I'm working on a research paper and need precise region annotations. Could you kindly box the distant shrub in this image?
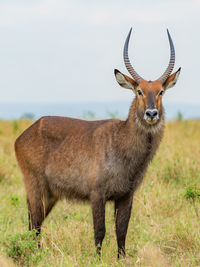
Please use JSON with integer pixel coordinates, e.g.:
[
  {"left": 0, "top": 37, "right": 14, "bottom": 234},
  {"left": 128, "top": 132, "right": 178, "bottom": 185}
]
[
  {"left": 107, "top": 110, "right": 119, "bottom": 119},
  {"left": 82, "top": 110, "right": 95, "bottom": 119},
  {"left": 176, "top": 111, "right": 183, "bottom": 121},
  {"left": 12, "top": 121, "right": 19, "bottom": 133},
  {"left": 21, "top": 113, "right": 35, "bottom": 120}
]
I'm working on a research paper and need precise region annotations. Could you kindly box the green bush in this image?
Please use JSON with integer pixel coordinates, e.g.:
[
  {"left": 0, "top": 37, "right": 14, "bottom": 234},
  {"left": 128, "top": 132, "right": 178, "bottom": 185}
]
[
  {"left": 3, "top": 231, "right": 48, "bottom": 266},
  {"left": 184, "top": 185, "right": 200, "bottom": 223},
  {"left": 184, "top": 185, "right": 200, "bottom": 202}
]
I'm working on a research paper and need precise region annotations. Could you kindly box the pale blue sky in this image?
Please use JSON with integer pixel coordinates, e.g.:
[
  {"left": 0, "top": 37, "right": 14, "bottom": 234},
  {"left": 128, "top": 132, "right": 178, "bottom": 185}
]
[{"left": 0, "top": 0, "right": 199, "bottom": 104}]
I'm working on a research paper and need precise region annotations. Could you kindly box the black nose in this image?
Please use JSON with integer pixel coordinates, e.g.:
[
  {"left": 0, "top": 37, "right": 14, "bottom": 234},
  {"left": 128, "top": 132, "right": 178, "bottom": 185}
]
[{"left": 145, "top": 109, "right": 158, "bottom": 119}]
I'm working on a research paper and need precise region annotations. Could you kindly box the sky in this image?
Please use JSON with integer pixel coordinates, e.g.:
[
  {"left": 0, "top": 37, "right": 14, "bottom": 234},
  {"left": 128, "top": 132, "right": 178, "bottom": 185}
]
[{"left": 0, "top": 0, "right": 200, "bottom": 105}]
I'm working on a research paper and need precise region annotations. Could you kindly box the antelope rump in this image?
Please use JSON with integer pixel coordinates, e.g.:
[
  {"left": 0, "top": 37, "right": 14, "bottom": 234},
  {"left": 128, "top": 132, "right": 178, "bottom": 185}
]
[{"left": 15, "top": 28, "right": 181, "bottom": 257}]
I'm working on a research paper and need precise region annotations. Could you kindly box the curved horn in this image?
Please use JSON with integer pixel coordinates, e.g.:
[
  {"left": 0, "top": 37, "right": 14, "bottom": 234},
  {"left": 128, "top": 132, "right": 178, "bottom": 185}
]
[
  {"left": 123, "top": 28, "right": 144, "bottom": 83},
  {"left": 157, "top": 29, "right": 175, "bottom": 84}
]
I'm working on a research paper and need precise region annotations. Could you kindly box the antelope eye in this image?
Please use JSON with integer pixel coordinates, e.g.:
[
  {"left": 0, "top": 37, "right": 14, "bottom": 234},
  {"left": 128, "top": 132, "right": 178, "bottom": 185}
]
[
  {"left": 158, "top": 90, "right": 164, "bottom": 96},
  {"left": 137, "top": 90, "right": 143, "bottom": 96}
]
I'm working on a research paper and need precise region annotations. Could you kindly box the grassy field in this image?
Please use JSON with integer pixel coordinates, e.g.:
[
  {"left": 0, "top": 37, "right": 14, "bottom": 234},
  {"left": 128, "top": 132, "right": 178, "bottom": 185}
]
[{"left": 0, "top": 119, "right": 200, "bottom": 266}]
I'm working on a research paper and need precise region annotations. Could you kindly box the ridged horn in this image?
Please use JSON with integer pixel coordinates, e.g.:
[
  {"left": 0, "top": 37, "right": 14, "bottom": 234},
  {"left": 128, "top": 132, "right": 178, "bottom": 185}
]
[
  {"left": 123, "top": 28, "right": 144, "bottom": 84},
  {"left": 157, "top": 29, "right": 175, "bottom": 84}
]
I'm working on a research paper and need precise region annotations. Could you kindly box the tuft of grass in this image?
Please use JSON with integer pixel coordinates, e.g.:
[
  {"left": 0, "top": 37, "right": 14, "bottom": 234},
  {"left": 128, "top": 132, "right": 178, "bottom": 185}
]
[{"left": 10, "top": 194, "right": 20, "bottom": 207}]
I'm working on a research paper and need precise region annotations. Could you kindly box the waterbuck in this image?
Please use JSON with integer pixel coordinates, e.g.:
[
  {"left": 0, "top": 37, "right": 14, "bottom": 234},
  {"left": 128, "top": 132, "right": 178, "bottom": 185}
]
[{"left": 15, "top": 28, "right": 181, "bottom": 257}]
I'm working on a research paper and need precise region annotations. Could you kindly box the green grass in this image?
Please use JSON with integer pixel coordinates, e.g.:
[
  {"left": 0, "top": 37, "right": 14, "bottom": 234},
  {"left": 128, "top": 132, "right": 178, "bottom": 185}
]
[{"left": 0, "top": 119, "right": 200, "bottom": 266}]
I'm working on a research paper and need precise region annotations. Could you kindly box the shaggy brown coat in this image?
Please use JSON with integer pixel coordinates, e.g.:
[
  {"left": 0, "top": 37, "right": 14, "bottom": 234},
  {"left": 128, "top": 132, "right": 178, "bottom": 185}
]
[{"left": 15, "top": 68, "right": 180, "bottom": 257}]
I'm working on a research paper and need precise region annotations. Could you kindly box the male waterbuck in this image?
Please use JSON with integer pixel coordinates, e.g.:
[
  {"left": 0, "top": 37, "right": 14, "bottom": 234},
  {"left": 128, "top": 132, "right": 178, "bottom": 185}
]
[{"left": 15, "top": 28, "right": 181, "bottom": 257}]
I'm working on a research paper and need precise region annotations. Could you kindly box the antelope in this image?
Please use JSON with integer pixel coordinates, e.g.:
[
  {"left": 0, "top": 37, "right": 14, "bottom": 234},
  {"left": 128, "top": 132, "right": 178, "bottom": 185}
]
[{"left": 15, "top": 28, "right": 181, "bottom": 257}]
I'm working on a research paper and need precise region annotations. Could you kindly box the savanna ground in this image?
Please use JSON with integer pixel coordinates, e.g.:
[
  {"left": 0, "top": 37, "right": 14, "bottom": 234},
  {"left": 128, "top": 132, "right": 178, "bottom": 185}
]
[{"left": 0, "top": 118, "right": 200, "bottom": 266}]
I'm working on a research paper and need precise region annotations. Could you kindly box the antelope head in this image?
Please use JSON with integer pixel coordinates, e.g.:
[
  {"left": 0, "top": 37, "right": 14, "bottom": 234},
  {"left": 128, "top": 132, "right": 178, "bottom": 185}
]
[{"left": 115, "top": 28, "right": 181, "bottom": 129}]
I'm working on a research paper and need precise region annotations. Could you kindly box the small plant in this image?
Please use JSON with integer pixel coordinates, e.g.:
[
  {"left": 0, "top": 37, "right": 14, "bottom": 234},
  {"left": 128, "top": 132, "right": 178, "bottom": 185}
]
[
  {"left": 10, "top": 194, "right": 20, "bottom": 207},
  {"left": 3, "top": 231, "right": 47, "bottom": 266},
  {"left": 12, "top": 120, "right": 19, "bottom": 133},
  {"left": 185, "top": 185, "right": 200, "bottom": 201},
  {"left": 184, "top": 185, "right": 200, "bottom": 222}
]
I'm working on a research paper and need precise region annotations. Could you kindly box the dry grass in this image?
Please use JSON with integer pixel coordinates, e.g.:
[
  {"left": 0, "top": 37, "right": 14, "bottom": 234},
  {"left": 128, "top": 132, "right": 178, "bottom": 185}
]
[
  {"left": 0, "top": 119, "right": 200, "bottom": 266},
  {"left": 0, "top": 255, "right": 15, "bottom": 267}
]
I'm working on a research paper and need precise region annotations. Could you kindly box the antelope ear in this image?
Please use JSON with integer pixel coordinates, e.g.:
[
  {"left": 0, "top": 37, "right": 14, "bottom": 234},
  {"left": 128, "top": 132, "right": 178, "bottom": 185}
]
[
  {"left": 163, "top": 67, "right": 181, "bottom": 90},
  {"left": 114, "top": 69, "right": 138, "bottom": 91}
]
